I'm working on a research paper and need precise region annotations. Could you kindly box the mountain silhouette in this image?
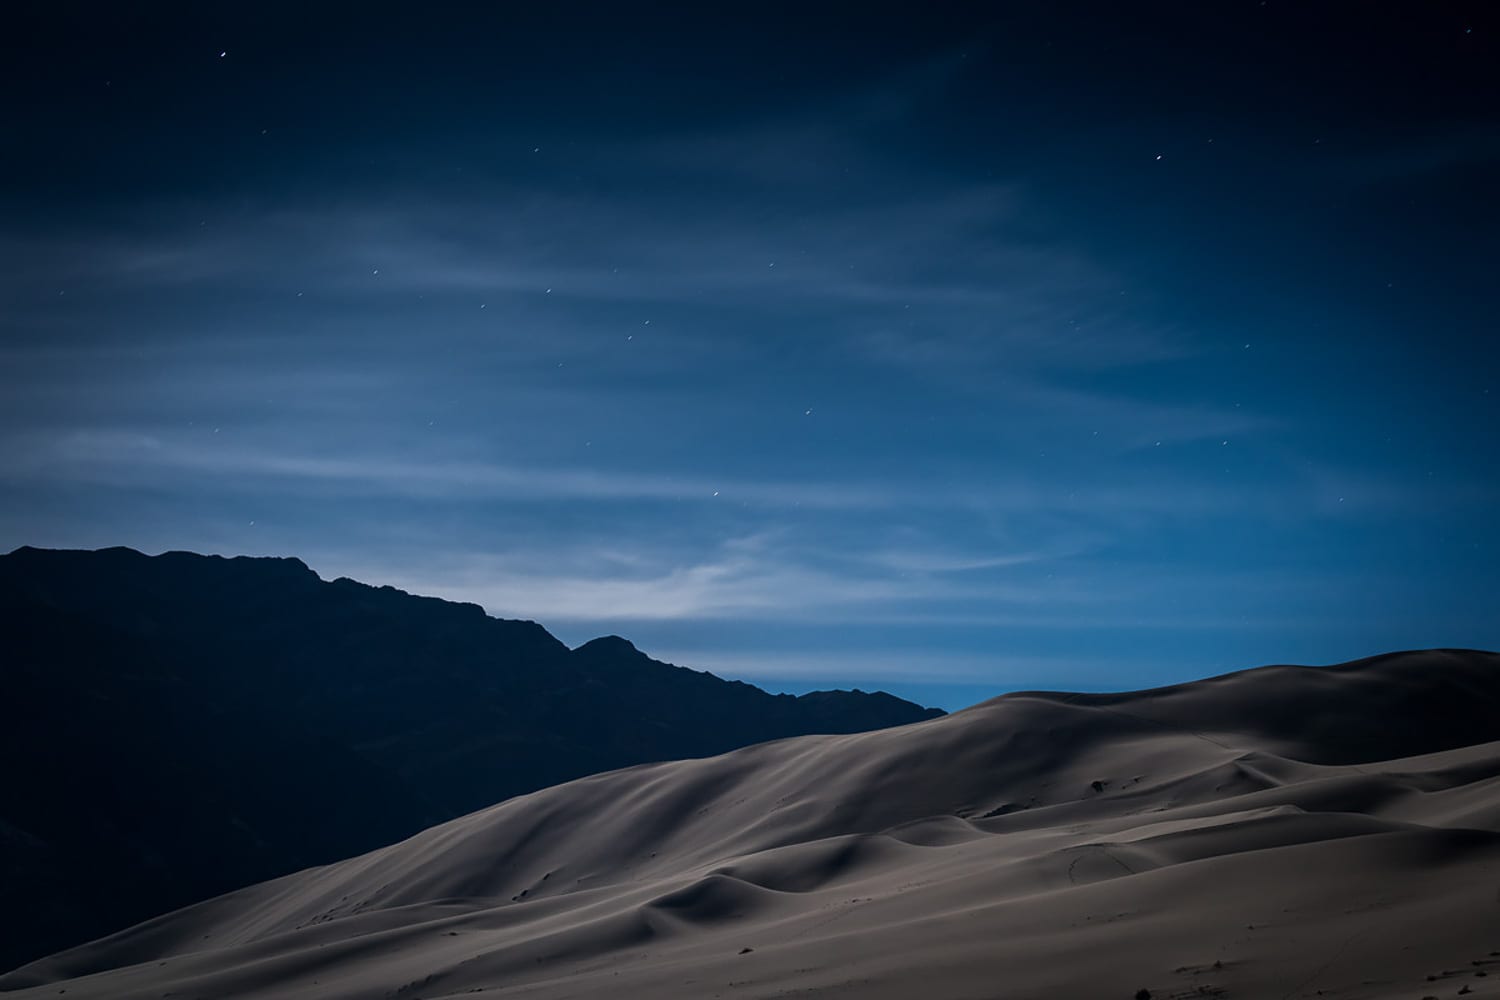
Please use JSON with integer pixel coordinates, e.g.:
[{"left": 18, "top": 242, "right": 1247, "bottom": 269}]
[{"left": 0, "top": 545, "right": 941, "bottom": 972}]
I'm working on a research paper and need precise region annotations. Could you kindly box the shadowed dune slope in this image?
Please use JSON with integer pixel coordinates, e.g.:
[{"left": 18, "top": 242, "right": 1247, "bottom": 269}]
[{"left": 3, "top": 648, "right": 1499, "bottom": 1000}]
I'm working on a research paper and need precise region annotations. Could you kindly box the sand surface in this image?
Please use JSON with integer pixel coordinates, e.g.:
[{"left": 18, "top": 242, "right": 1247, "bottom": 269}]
[{"left": 4, "top": 648, "right": 1499, "bottom": 999}]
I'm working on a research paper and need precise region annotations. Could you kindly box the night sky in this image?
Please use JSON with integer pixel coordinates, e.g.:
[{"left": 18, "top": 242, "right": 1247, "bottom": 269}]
[{"left": 3, "top": 3, "right": 1496, "bottom": 710}]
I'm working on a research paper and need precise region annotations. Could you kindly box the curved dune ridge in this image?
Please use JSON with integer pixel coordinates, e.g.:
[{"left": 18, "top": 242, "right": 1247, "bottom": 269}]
[{"left": 4, "top": 648, "right": 1500, "bottom": 999}]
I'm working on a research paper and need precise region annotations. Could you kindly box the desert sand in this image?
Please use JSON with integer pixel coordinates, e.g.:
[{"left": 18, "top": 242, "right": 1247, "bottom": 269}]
[{"left": 4, "top": 648, "right": 1498, "bottom": 1000}]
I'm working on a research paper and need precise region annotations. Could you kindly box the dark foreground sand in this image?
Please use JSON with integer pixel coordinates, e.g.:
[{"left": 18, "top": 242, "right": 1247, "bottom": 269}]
[{"left": 4, "top": 649, "right": 1499, "bottom": 999}]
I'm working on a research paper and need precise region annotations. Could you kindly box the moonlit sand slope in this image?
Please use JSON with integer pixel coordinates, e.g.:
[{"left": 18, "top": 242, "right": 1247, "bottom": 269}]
[{"left": 4, "top": 649, "right": 1499, "bottom": 1000}]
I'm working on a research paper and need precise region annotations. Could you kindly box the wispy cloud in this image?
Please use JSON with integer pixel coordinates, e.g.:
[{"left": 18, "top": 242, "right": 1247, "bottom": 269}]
[
  {"left": 341, "top": 545, "right": 942, "bottom": 622},
  {"left": 646, "top": 648, "right": 1085, "bottom": 685},
  {"left": 4, "top": 429, "right": 927, "bottom": 509},
  {"left": 1, "top": 185, "right": 1101, "bottom": 313},
  {"left": 291, "top": 513, "right": 1361, "bottom": 629},
  {"left": 308, "top": 536, "right": 1094, "bottom": 626},
  {"left": 5, "top": 426, "right": 1412, "bottom": 519}
]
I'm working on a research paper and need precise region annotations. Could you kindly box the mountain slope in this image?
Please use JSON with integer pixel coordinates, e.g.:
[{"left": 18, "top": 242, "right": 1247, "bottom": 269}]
[
  {"left": 3, "top": 648, "right": 1496, "bottom": 999},
  {"left": 0, "top": 545, "right": 940, "bottom": 972}
]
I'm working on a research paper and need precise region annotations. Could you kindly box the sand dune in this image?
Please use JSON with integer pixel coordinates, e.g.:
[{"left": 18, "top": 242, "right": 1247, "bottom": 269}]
[{"left": 4, "top": 648, "right": 1499, "bottom": 999}]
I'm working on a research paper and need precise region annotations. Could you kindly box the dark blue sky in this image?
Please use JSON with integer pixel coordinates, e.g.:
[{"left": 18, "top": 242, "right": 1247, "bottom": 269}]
[{"left": 3, "top": 2, "right": 1496, "bottom": 710}]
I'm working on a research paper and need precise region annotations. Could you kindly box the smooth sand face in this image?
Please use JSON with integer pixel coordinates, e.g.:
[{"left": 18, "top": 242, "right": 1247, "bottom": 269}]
[{"left": 4, "top": 649, "right": 1499, "bottom": 999}]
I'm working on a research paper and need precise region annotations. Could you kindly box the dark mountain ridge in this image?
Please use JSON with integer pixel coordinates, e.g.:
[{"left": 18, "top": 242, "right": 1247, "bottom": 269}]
[{"left": 0, "top": 545, "right": 941, "bottom": 973}]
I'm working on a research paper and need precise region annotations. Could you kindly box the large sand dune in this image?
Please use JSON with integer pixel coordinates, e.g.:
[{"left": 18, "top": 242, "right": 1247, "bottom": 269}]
[{"left": 5, "top": 648, "right": 1499, "bottom": 999}]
